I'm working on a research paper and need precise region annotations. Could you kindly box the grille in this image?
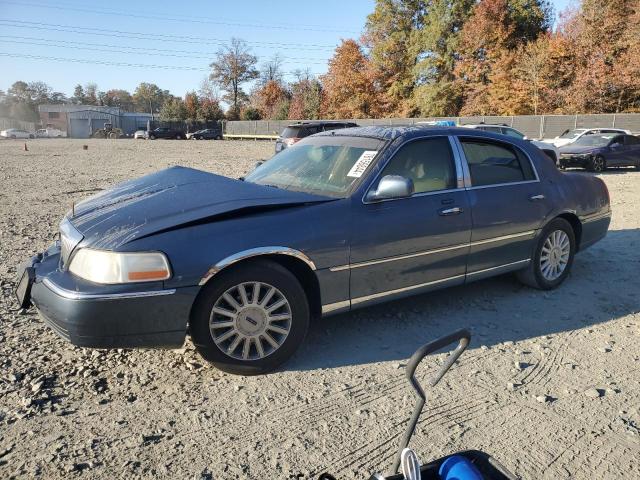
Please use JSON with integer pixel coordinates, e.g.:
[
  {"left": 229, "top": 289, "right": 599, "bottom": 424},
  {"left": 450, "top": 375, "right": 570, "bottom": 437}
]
[{"left": 59, "top": 218, "right": 83, "bottom": 268}]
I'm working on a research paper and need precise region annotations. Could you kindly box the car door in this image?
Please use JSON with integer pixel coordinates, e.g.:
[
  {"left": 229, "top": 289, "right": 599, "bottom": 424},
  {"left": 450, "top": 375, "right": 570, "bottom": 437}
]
[
  {"left": 454, "top": 136, "right": 552, "bottom": 279},
  {"left": 625, "top": 135, "right": 640, "bottom": 167},
  {"left": 606, "top": 135, "right": 627, "bottom": 166},
  {"left": 348, "top": 136, "right": 471, "bottom": 306}
]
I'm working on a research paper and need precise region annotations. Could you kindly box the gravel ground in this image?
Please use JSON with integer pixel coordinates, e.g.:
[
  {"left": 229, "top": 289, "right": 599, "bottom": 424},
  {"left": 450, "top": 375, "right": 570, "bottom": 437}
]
[{"left": 0, "top": 139, "right": 639, "bottom": 479}]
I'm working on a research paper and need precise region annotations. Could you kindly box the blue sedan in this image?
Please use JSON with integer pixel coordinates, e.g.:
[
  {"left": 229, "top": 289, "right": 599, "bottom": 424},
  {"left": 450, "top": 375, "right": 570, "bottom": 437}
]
[
  {"left": 17, "top": 126, "right": 611, "bottom": 375},
  {"left": 559, "top": 133, "right": 640, "bottom": 171}
]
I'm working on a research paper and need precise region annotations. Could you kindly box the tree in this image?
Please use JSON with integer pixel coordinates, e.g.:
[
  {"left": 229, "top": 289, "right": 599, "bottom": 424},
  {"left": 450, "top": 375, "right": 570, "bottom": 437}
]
[
  {"left": 84, "top": 83, "right": 99, "bottom": 105},
  {"left": 321, "top": 39, "right": 379, "bottom": 118},
  {"left": 102, "top": 89, "right": 134, "bottom": 111},
  {"left": 4, "top": 80, "right": 65, "bottom": 121},
  {"left": 133, "top": 82, "right": 171, "bottom": 116},
  {"left": 259, "top": 54, "right": 284, "bottom": 86},
  {"left": 159, "top": 97, "right": 187, "bottom": 121},
  {"left": 184, "top": 91, "right": 200, "bottom": 121},
  {"left": 241, "top": 106, "right": 261, "bottom": 120},
  {"left": 197, "top": 99, "right": 225, "bottom": 121},
  {"left": 209, "top": 38, "right": 259, "bottom": 120},
  {"left": 411, "top": 0, "right": 475, "bottom": 116},
  {"left": 256, "top": 80, "right": 290, "bottom": 119},
  {"left": 72, "top": 84, "right": 85, "bottom": 104},
  {"left": 455, "top": 0, "right": 552, "bottom": 115},
  {"left": 288, "top": 71, "right": 322, "bottom": 120},
  {"left": 363, "top": 0, "right": 423, "bottom": 116}
]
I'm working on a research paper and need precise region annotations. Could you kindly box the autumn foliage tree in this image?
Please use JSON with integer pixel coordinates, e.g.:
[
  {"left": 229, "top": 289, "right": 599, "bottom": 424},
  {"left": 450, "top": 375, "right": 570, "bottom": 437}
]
[
  {"left": 256, "top": 80, "right": 290, "bottom": 119},
  {"left": 321, "top": 39, "right": 379, "bottom": 118}
]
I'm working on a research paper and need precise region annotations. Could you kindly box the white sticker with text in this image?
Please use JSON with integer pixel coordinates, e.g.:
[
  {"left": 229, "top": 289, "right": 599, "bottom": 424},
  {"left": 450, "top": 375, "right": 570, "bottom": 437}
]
[{"left": 347, "top": 151, "right": 378, "bottom": 178}]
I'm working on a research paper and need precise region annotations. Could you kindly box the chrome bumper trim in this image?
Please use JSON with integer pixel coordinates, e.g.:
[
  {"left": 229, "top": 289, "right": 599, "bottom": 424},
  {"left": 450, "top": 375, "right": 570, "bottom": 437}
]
[
  {"left": 351, "top": 274, "right": 465, "bottom": 306},
  {"left": 42, "top": 278, "right": 176, "bottom": 301}
]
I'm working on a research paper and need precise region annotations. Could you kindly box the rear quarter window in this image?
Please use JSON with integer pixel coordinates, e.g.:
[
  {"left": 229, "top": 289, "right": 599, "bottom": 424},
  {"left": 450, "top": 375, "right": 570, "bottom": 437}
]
[{"left": 281, "top": 127, "right": 302, "bottom": 138}]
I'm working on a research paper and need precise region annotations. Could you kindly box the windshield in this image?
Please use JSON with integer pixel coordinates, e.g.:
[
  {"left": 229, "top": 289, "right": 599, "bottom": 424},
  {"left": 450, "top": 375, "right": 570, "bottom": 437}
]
[
  {"left": 573, "top": 135, "right": 616, "bottom": 147},
  {"left": 559, "top": 129, "right": 586, "bottom": 139},
  {"left": 245, "top": 136, "right": 385, "bottom": 197}
]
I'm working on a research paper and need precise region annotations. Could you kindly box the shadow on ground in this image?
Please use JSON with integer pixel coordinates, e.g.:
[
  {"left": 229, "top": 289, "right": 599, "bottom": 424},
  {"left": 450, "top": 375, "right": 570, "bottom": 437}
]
[{"left": 290, "top": 228, "right": 640, "bottom": 371}]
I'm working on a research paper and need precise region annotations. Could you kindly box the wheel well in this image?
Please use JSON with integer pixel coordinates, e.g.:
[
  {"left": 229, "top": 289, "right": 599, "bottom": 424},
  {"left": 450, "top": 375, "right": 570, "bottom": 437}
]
[
  {"left": 199, "top": 254, "right": 322, "bottom": 321},
  {"left": 556, "top": 213, "right": 582, "bottom": 250}
]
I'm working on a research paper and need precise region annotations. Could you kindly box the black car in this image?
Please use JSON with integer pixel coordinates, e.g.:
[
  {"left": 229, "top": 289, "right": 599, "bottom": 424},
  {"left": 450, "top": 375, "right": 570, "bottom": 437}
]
[
  {"left": 275, "top": 121, "right": 358, "bottom": 153},
  {"left": 188, "top": 127, "right": 223, "bottom": 140},
  {"left": 148, "top": 127, "right": 185, "bottom": 140},
  {"left": 559, "top": 133, "right": 640, "bottom": 171}
]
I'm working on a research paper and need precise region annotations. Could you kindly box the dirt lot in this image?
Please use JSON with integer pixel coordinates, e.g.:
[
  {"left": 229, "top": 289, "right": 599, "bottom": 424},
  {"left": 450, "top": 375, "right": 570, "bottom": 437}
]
[{"left": 0, "top": 138, "right": 639, "bottom": 479}]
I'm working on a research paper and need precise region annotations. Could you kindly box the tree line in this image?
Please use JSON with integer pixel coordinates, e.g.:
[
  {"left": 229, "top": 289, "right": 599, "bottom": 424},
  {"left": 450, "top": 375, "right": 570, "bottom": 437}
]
[{"left": 2, "top": 0, "right": 638, "bottom": 124}]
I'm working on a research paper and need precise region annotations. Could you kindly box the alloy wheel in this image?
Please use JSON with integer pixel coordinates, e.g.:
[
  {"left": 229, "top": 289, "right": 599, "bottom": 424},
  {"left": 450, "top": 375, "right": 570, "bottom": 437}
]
[
  {"left": 593, "top": 156, "right": 605, "bottom": 172},
  {"left": 209, "top": 282, "right": 292, "bottom": 361},
  {"left": 540, "top": 230, "right": 571, "bottom": 281}
]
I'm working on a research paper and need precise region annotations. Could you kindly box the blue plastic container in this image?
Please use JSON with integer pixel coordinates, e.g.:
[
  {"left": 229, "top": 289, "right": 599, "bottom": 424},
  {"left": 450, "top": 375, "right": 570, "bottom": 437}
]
[{"left": 439, "top": 455, "right": 484, "bottom": 480}]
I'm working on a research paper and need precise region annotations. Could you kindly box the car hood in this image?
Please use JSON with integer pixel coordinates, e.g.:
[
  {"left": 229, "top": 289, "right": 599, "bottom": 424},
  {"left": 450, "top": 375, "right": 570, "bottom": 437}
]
[
  {"left": 559, "top": 145, "right": 602, "bottom": 155},
  {"left": 68, "top": 166, "right": 333, "bottom": 249}
]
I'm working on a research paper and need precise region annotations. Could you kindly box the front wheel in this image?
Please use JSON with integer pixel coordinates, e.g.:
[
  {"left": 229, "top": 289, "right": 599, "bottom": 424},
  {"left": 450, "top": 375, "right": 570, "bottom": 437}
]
[
  {"left": 190, "top": 260, "right": 310, "bottom": 375},
  {"left": 149, "top": 135, "right": 156, "bottom": 140},
  {"left": 516, "top": 218, "right": 576, "bottom": 290}
]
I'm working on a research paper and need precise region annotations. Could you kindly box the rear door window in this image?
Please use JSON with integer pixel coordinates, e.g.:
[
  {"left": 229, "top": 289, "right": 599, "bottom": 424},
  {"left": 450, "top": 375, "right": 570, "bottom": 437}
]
[
  {"left": 502, "top": 128, "right": 525, "bottom": 139},
  {"left": 460, "top": 139, "right": 536, "bottom": 187},
  {"left": 281, "top": 127, "right": 302, "bottom": 139}
]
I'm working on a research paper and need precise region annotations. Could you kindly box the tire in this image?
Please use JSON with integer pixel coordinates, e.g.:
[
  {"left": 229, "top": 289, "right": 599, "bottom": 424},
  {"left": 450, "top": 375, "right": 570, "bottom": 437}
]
[
  {"left": 588, "top": 155, "right": 606, "bottom": 172},
  {"left": 516, "top": 218, "right": 576, "bottom": 290},
  {"left": 215, "top": 135, "right": 222, "bottom": 140},
  {"left": 149, "top": 135, "right": 156, "bottom": 140},
  {"left": 190, "top": 259, "right": 310, "bottom": 375},
  {"left": 175, "top": 134, "right": 182, "bottom": 140},
  {"left": 10, "top": 135, "right": 16, "bottom": 139}
]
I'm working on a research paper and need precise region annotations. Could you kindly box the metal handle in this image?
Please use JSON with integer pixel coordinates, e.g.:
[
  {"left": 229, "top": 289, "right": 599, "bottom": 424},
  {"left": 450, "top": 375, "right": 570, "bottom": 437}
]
[
  {"left": 439, "top": 207, "right": 463, "bottom": 216},
  {"left": 391, "top": 329, "right": 471, "bottom": 473},
  {"left": 529, "top": 194, "right": 545, "bottom": 201}
]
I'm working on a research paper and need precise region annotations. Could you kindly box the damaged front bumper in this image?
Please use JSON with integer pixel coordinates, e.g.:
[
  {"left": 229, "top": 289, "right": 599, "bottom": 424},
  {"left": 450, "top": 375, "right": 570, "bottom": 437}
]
[{"left": 15, "top": 243, "right": 198, "bottom": 349}]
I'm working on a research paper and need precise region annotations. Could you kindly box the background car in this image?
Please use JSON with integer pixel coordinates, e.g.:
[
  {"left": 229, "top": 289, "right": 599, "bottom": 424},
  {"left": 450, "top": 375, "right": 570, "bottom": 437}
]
[
  {"left": 275, "top": 121, "right": 358, "bottom": 153},
  {"left": 148, "top": 127, "right": 185, "bottom": 140},
  {"left": 544, "top": 127, "right": 631, "bottom": 148},
  {"left": 462, "top": 124, "right": 561, "bottom": 164},
  {"left": 559, "top": 133, "right": 640, "bottom": 171},
  {"left": 133, "top": 128, "right": 148, "bottom": 140},
  {"left": 35, "top": 128, "right": 66, "bottom": 138},
  {"left": 1, "top": 128, "right": 34, "bottom": 139},
  {"left": 186, "top": 127, "right": 223, "bottom": 140}
]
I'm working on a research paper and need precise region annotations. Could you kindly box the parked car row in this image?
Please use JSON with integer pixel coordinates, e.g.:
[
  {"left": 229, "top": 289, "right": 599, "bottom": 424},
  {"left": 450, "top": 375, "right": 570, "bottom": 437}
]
[
  {"left": 133, "top": 125, "right": 224, "bottom": 141},
  {"left": 1, "top": 128, "right": 69, "bottom": 139},
  {"left": 274, "top": 122, "right": 640, "bottom": 172}
]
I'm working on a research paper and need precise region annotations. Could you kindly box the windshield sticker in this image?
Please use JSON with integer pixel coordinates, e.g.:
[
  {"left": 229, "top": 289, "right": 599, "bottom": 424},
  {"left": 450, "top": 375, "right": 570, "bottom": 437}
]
[{"left": 347, "top": 151, "right": 378, "bottom": 178}]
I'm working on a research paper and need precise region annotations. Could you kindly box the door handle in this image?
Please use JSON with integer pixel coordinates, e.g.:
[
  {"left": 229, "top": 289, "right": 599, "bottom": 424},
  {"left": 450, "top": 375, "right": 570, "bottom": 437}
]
[
  {"left": 439, "top": 207, "right": 463, "bottom": 216},
  {"left": 529, "top": 194, "right": 545, "bottom": 201}
]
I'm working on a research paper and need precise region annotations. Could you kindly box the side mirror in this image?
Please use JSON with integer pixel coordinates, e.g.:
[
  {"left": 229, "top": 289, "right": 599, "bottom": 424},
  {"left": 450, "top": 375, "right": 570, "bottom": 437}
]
[{"left": 366, "top": 175, "right": 414, "bottom": 202}]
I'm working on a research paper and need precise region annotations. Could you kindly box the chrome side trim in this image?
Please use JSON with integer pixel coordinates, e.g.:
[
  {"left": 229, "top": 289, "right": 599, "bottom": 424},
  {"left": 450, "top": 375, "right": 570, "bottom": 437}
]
[
  {"left": 329, "top": 230, "right": 536, "bottom": 272},
  {"left": 351, "top": 274, "right": 465, "bottom": 306},
  {"left": 199, "top": 246, "right": 316, "bottom": 286},
  {"left": 321, "top": 300, "right": 351, "bottom": 314},
  {"left": 329, "top": 242, "right": 469, "bottom": 272},
  {"left": 469, "top": 230, "right": 536, "bottom": 247},
  {"left": 581, "top": 211, "right": 612, "bottom": 223},
  {"left": 466, "top": 259, "right": 531, "bottom": 277},
  {"left": 42, "top": 278, "right": 176, "bottom": 301}
]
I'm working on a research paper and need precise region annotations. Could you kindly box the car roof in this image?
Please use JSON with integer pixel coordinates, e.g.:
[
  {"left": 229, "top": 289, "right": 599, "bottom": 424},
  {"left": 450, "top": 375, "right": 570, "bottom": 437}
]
[
  {"left": 314, "top": 125, "right": 515, "bottom": 142},
  {"left": 286, "top": 121, "right": 356, "bottom": 127}
]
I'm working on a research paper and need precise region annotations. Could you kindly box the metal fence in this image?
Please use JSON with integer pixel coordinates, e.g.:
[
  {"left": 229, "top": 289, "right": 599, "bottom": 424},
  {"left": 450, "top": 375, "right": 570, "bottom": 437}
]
[
  {"left": 224, "top": 113, "right": 640, "bottom": 140},
  {"left": 0, "top": 117, "right": 36, "bottom": 131}
]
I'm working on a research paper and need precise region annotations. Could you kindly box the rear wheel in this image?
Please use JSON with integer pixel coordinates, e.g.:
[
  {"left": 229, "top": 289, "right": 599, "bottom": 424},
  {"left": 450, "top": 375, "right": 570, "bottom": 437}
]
[
  {"left": 190, "top": 260, "right": 310, "bottom": 375},
  {"left": 175, "top": 134, "right": 182, "bottom": 140},
  {"left": 149, "top": 134, "right": 156, "bottom": 140},
  {"left": 516, "top": 218, "right": 576, "bottom": 290},
  {"left": 589, "top": 155, "right": 606, "bottom": 172}
]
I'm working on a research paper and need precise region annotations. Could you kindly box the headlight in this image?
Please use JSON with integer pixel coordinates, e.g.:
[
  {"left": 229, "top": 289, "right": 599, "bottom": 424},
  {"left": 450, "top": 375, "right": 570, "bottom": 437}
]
[{"left": 69, "top": 249, "right": 171, "bottom": 284}]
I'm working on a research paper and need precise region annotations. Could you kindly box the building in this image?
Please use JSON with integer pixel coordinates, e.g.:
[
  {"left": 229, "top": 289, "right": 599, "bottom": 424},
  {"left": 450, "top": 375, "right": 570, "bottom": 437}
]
[{"left": 38, "top": 105, "right": 155, "bottom": 138}]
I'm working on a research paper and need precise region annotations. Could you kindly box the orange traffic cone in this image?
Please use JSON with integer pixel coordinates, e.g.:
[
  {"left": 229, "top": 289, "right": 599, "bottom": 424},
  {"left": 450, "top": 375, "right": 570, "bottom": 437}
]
[{"left": 24, "top": 142, "right": 28, "bottom": 151}]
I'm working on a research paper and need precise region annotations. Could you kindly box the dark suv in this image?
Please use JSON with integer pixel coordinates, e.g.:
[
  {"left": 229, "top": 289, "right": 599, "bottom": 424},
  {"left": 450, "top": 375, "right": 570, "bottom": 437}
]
[
  {"left": 148, "top": 127, "right": 185, "bottom": 140},
  {"left": 275, "top": 121, "right": 358, "bottom": 153}
]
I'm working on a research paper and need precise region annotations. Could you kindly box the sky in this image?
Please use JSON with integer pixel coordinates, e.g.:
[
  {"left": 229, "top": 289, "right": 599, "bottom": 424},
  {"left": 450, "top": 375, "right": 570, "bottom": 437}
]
[{"left": 0, "top": 0, "right": 574, "bottom": 98}]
